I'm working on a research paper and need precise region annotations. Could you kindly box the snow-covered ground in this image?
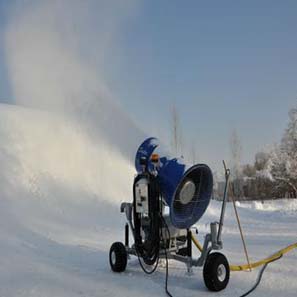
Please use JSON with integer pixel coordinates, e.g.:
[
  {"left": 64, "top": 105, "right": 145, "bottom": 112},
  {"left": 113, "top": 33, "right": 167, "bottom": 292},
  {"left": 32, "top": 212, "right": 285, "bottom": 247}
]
[{"left": 0, "top": 104, "right": 296, "bottom": 297}]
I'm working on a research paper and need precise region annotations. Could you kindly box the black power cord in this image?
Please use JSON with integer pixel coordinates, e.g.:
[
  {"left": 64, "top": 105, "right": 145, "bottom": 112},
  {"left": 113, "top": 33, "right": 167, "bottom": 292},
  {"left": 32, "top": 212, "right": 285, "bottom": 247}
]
[
  {"left": 134, "top": 173, "right": 160, "bottom": 271},
  {"left": 239, "top": 254, "right": 283, "bottom": 297},
  {"left": 137, "top": 251, "right": 160, "bottom": 274},
  {"left": 160, "top": 215, "right": 173, "bottom": 297},
  {"left": 136, "top": 175, "right": 160, "bottom": 274}
]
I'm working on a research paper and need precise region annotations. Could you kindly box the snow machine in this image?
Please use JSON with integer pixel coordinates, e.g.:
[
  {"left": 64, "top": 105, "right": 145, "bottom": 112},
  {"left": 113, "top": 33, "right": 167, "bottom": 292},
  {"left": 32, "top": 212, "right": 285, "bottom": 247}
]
[{"left": 109, "top": 137, "right": 231, "bottom": 292}]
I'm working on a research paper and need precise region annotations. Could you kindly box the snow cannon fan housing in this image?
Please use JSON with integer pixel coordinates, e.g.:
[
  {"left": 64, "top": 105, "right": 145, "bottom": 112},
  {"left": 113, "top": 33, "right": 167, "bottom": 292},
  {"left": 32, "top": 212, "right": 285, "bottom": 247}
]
[{"left": 135, "top": 137, "right": 213, "bottom": 229}]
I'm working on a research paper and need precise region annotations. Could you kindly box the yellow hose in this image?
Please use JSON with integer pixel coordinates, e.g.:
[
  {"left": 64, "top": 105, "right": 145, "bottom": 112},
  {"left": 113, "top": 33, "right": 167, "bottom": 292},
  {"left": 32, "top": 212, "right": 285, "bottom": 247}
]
[
  {"left": 191, "top": 234, "right": 297, "bottom": 272},
  {"left": 191, "top": 234, "right": 203, "bottom": 252}
]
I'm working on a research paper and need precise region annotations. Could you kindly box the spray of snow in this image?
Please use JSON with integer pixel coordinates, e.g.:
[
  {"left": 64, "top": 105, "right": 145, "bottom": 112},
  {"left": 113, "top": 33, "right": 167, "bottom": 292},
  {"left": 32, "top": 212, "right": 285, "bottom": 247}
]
[{"left": 2, "top": 0, "right": 144, "bottom": 207}]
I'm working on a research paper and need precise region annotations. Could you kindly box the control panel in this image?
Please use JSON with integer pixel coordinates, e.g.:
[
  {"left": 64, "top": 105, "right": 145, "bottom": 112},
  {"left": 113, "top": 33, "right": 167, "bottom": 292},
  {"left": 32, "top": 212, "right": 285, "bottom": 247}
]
[{"left": 135, "top": 178, "right": 149, "bottom": 214}]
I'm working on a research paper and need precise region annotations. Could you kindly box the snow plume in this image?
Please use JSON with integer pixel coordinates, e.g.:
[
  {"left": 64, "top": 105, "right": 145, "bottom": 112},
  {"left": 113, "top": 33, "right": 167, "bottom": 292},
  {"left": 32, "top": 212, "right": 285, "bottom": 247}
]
[{"left": 2, "top": 0, "right": 144, "bottom": 205}]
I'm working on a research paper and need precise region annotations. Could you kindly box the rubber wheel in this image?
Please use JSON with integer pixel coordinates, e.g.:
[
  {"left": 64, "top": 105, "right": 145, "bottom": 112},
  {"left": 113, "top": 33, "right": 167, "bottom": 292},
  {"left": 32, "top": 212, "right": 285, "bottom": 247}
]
[
  {"left": 203, "top": 252, "right": 230, "bottom": 291},
  {"left": 109, "top": 242, "right": 127, "bottom": 272}
]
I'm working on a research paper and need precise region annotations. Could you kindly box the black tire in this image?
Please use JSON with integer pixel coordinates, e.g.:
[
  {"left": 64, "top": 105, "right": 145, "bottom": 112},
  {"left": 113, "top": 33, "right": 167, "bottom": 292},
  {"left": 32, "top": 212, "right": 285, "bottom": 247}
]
[
  {"left": 203, "top": 252, "right": 230, "bottom": 291},
  {"left": 109, "top": 242, "right": 127, "bottom": 272}
]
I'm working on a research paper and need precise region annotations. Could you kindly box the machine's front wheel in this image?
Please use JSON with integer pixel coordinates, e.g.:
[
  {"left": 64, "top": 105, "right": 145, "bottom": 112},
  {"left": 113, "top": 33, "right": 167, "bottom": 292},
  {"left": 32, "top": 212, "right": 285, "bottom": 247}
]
[
  {"left": 203, "top": 252, "right": 230, "bottom": 291},
  {"left": 109, "top": 242, "right": 127, "bottom": 272}
]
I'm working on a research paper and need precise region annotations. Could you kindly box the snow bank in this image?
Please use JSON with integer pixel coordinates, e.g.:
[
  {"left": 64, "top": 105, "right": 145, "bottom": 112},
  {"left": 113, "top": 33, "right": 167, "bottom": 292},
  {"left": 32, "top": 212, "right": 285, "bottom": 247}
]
[
  {"left": 235, "top": 199, "right": 297, "bottom": 214},
  {"left": 254, "top": 199, "right": 297, "bottom": 214}
]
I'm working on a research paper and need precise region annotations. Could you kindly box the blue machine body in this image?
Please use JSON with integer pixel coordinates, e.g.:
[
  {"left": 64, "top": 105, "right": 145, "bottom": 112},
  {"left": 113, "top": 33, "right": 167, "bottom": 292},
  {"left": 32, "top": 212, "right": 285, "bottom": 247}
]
[{"left": 135, "top": 137, "right": 213, "bottom": 229}]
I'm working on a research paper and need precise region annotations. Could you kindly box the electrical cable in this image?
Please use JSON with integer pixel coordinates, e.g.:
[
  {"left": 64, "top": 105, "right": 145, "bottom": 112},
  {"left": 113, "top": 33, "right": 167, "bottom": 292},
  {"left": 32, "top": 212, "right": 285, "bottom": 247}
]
[
  {"left": 160, "top": 214, "right": 173, "bottom": 297},
  {"left": 134, "top": 172, "right": 161, "bottom": 272},
  {"left": 239, "top": 254, "right": 283, "bottom": 297},
  {"left": 136, "top": 180, "right": 173, "bottom": 297},
  {"left": 137, "top": 250, "right": 160, "bottom": 275},
  {"left": 136, "top": 174, "right": 160, "bottom": 274}
]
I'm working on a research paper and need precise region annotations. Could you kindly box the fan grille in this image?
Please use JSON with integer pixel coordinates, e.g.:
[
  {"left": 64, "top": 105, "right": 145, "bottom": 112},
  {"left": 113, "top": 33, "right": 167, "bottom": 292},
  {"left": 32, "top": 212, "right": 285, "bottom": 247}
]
[{"left": 171, "top": 164, "right": 213, "bottom": 228}]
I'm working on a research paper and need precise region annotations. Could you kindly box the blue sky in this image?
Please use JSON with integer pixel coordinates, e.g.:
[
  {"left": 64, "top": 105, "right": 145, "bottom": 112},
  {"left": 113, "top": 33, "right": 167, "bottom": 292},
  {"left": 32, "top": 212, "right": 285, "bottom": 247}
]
[{"left": 0, "top": 1, "right": 297, "bottom": 171}]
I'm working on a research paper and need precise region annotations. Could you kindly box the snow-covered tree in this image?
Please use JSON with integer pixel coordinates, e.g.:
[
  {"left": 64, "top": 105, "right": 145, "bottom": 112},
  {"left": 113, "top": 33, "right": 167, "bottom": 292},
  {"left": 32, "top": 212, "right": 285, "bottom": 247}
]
[{"left": 270, "top": 107, "right": 297, "bottom": 197}]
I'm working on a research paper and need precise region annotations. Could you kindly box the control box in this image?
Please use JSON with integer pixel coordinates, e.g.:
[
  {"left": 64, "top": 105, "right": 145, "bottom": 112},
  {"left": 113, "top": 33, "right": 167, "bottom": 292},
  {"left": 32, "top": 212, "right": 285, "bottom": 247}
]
[{"left": 135, "top": 178, "right": 149, "bottom": 214}]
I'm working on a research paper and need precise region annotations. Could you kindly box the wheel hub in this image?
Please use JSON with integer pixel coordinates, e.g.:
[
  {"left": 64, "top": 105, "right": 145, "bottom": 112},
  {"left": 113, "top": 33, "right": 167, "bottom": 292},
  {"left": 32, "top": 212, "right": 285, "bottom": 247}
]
[
  {"left": 217, "top": 264, "right": 226, "bottom": 282},
  {"left": 111, "top": 251, "right": 116, "bottom": 265}
]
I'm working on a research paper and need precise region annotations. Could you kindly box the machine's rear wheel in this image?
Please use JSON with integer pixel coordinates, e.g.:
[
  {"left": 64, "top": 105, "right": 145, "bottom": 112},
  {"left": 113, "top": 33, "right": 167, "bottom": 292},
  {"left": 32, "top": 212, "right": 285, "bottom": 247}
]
[
  {"left": 203, "top": 252, "right": 230, "bottom": 291},
  {"left": 109, "top": 242, "right": 127, "bottom": 272}
]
